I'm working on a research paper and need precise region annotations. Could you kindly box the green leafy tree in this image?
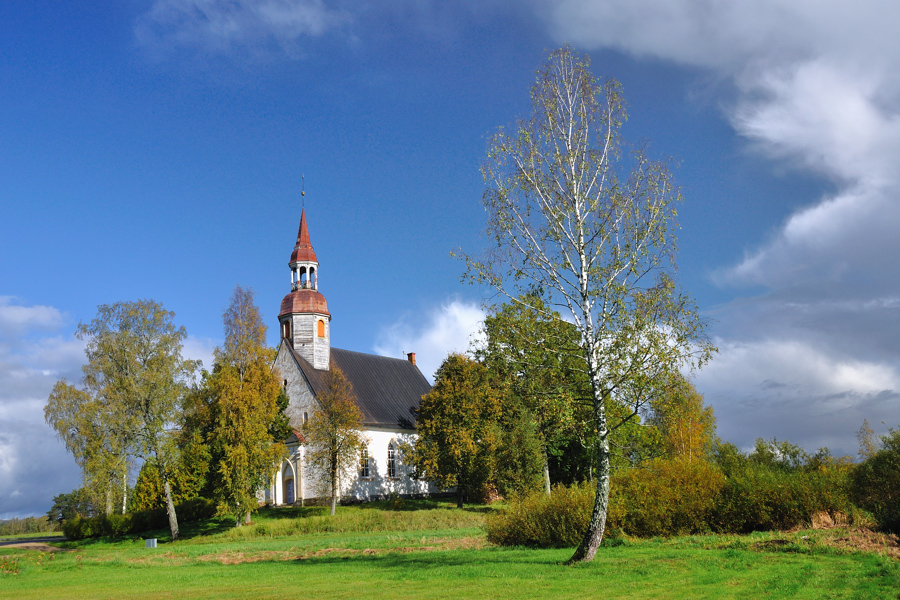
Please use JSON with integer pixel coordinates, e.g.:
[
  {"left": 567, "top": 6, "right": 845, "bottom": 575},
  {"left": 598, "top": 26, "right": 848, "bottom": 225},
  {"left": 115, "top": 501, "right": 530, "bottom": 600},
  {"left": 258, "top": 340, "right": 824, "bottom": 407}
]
[
  {"left": 852, "top": 426, "right": 900, "bottom": 532},
  {"left": 464, "top": 48, "right": 714, "bottom": 563},
  {"left": 477, "top": 295, "right": 590, "bottom": 495},
  {"left": 46, "top": 300, "right": 196, "bottom": 540},
  {"left": 411, "top": 354, "right": 504, "bottom": 507},
  {"left": 303, "top": 366, "right": 366, "bottom": 515},
  {"left": 205, "top": 285, "right": 286, "bottom": 525},
  {"left": 749, "top": 438, "right": 808, "bottom": 471},
  {"left": 46, "top": 488, "right": 96, "bottom": 525}
]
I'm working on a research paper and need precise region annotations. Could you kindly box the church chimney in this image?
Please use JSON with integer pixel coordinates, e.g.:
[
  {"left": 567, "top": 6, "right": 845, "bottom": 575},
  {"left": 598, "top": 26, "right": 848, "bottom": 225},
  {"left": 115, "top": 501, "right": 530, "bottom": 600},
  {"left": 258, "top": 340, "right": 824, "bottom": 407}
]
[{"left": 407, "top": 352, "right": 416, "bottom": 365}]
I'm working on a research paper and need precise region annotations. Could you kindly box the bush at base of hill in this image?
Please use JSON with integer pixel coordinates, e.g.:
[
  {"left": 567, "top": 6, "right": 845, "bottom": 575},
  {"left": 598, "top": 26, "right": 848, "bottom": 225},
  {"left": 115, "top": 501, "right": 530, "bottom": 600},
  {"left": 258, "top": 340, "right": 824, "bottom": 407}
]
[
  {"left": 852, "top": 429, "right": 900, "bottom": 533},
  {"left": 487, "top": 457, "right": 860, "bottom": 548},
  {"left": 607, "top": 459, "right": 725, "bottom": 537},
  {"left": 62, "top": 498, "right": 216, "bottom": 541},
  {"left": 485, "top": 483, "right": 594, "bottom": 548},
  {"left": 712, "top": 464, "right": 858, "bottom": 534}
]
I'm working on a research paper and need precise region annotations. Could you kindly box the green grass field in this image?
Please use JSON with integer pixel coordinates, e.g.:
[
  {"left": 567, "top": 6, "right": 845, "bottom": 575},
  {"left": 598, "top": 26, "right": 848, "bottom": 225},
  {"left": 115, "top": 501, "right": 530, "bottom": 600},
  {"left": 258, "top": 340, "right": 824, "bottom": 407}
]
[{"left": 2, "top": 501, "right": 898, "bottom": 599}]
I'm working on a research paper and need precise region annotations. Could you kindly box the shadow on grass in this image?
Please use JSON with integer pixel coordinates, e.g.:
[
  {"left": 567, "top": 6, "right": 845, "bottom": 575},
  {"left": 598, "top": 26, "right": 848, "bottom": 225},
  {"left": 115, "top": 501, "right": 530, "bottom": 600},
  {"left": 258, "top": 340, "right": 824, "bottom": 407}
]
[
  {"left": 254, "top": 506, "right": 329, "bottom": 520},
  {"left": 56, "top": 517, "right": 236, "bottom": 549},
  {"left": 354, "top": 499, "right": 451, "bottom": 512},
  {"left": 281, "top": 545, "right": 570, "bottom": 572}
]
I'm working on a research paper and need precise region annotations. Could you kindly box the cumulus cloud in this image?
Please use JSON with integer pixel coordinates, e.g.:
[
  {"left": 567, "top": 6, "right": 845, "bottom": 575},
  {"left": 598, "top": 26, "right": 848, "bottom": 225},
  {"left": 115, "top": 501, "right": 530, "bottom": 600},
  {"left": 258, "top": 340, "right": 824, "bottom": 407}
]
[
  {"left": 694, "top": 337, "right": 900, "bottom": 454},
  {"left": 135, "top": 0, "right": 348, "bottom": 55},
  {"left": 0, "top": 296, "right": 64, "bottom": 338},
  {"left": 0, "top": 299, "right": 84, "bottom": 519},
  {"left": 373, "top": 298, "right": 485, "bottom": 382}
]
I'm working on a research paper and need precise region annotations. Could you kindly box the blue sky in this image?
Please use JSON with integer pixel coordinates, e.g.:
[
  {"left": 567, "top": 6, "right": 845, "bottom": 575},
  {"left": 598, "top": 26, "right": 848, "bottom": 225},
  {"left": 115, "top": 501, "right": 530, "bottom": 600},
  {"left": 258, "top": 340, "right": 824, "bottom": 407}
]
[{"left": 3, "top": 0, "right": 899, "bottom": 519}]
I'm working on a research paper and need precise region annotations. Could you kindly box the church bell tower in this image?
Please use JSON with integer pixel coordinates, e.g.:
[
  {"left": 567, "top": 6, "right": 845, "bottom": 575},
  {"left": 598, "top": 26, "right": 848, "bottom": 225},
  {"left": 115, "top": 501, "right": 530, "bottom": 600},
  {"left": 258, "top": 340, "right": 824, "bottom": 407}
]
[{"left": 278, "top": 208, "right": 331, "bottom": 370}]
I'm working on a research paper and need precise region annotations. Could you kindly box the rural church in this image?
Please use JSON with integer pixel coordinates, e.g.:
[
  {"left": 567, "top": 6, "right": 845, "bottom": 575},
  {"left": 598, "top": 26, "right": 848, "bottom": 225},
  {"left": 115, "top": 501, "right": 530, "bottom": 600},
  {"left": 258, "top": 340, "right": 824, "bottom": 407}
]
[{"left": 265, "top": 208, "right": 435, "bottom": 505}]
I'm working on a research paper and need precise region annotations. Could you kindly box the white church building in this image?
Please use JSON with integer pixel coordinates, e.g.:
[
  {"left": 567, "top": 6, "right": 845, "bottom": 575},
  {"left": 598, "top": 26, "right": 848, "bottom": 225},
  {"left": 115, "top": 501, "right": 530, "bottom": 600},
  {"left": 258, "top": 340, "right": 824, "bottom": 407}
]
[{"left": 265, "top": 208, "right": 434, "bottom": 505}]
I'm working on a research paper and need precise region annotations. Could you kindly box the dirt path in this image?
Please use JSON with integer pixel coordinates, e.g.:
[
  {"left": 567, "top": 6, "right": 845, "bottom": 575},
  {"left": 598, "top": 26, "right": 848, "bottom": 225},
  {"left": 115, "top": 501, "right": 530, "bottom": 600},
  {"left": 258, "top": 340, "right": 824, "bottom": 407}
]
[{"left": 0, "top": 537, "right": 67, "bottom": 552}]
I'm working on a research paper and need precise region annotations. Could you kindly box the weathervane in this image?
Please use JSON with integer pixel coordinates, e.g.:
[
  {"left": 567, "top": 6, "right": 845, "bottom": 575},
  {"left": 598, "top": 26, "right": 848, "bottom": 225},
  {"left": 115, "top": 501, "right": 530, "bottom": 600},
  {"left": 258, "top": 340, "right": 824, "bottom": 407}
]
[{"left": 301, "top": 174, "right": 305, "bottom": 209}]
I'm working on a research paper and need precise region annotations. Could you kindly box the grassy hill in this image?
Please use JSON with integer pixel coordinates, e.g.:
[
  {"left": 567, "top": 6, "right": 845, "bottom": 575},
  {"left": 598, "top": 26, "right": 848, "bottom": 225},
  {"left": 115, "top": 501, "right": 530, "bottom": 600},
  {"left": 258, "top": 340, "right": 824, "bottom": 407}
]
[{"left": 1, "top": 500, "right": 898, "bottom": 599}]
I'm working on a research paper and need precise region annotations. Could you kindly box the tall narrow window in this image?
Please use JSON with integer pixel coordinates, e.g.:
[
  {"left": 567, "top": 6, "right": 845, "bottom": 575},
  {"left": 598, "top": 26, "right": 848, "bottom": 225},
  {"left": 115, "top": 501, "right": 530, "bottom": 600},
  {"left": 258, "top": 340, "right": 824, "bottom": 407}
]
[
  {"left": 359, "top": 447, "right": 371, "bottom": 478},
  {"left": 387, "top": 442, "right": 397, "bottom": 479},
  {"left": 317, "top": 319, "right": 325, "bottom": 337}
]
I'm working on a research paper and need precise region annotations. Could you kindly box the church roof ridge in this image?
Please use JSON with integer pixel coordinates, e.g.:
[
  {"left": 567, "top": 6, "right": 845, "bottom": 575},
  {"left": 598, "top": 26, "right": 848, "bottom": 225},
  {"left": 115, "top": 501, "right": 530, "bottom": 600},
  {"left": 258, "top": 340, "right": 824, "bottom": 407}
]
[{"left": 282, "top": 342, "right": 430, "bottom": 430}]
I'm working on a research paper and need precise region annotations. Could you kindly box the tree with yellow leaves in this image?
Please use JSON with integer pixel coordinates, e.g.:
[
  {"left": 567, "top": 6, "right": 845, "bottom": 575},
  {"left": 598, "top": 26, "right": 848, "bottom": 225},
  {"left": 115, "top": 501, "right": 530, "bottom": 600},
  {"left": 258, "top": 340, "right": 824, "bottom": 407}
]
[
  {"left": 302, "top": 366, "right": 366, "bottom": 515},
  {"left": 205, "top": 286, "right": 288, "bottom": 525}
]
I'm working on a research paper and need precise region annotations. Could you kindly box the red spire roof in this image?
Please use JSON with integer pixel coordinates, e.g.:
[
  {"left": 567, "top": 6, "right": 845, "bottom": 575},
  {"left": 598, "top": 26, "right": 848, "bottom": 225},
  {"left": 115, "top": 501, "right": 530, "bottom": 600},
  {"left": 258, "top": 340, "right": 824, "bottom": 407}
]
[{"left": 290, "top": 208, "right": 318, "bottom": 264}]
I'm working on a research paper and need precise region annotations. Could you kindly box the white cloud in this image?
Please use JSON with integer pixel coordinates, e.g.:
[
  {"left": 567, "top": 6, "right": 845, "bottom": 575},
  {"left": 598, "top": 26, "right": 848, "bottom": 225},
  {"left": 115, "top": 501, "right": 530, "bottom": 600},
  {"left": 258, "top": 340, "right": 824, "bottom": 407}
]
[
  {"left": 135, "top": 0, "right": 348, "bottom": 55},
  {"left": 181, "top": 335, "right": 218, "bottom": 375},
  {"left": 373, "top": 298, "right": 485, "bottom": 382},
  {"left": 0, "top": 296, "right": 64, "bottom": 337},
  {"left": 695, "top": 337, "right": 900, "bottom": 454},
  {"left": 542, "top": 1, "right": 900, "bottom": 73},
  {"left": 0, "top": 299, "right": 85, "bottom": 519}
]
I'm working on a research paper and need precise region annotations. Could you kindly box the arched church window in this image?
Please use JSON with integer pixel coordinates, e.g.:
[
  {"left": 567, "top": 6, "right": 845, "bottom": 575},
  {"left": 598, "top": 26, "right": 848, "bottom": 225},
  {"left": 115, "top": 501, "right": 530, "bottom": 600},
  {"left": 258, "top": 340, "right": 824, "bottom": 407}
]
[
  {"left": 387, "top": 441, "right": 397, "bottom": 479},
  {"left": 359, "top": 446, "right": 371, "bottom": 478},
  {"left": 317, "top": 319, "right": 325, "bottom": 338}
]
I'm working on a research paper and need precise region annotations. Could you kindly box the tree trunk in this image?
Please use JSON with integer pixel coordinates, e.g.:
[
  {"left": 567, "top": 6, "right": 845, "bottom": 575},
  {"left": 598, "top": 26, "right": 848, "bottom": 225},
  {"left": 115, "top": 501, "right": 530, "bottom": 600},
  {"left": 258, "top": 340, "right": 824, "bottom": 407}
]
[
  {"left": 567, "top": 428, "right": 610, "bottom": 564},
  {"left": 542, "top": 445, "right": 552, "bottom": 496},
  {"left": 330, "top": 462, "right": 338, "bottom": 516},
  {"left": 162, "top": 473, "right": 180, "bottom": 541},
  {"left": 121, "top": 468, "right": 128, "bottom": 515},
  {"left": 457, "top": 486, "right": 464, "bottom": 509},
  {"left": 244, "top": 511, "right": 251, "bottom": 525},
  {"left": 567, "top": 367, "right": 611, "bottom": 565},
  {"left": 105, "top": 484, "right": 113, "bottom": 516}
]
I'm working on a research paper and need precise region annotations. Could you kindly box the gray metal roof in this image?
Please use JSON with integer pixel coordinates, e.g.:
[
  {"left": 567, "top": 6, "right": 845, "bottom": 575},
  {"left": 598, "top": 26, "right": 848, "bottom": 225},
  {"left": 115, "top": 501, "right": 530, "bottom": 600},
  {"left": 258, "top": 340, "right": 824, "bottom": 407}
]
[{"left": 286, "top": 345, "right": 430, "bottom": 430}]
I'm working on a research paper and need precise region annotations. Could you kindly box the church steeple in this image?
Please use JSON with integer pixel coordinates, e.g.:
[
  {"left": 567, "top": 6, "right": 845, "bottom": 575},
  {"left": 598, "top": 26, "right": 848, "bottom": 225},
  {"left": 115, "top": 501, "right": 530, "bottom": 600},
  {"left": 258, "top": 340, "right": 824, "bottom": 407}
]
[
  {"left": 290, "top": 208, "right": 319, "bottom": 290},
  {"left": 279, "top": 207, "right": 331, "bottom": 370}
]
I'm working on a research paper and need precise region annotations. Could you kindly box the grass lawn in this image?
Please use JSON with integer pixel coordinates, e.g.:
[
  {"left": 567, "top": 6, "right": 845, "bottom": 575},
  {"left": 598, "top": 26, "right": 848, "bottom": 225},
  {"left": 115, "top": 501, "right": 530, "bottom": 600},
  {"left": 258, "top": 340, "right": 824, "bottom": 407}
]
[{"left": 2, "top": 501, "right": 898, "bottom": 599}]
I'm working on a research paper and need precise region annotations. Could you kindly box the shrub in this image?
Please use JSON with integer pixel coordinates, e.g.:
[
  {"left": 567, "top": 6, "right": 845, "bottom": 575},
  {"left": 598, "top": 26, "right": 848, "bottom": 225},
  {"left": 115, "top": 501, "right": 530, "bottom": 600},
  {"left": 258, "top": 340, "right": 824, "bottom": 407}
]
[
  {"left": 127, "top": 507, "right": 168, "bottom": 534},
  {"left": 176, "top": 498, "right": 217, "bottom": 522},
  {"left": 60, "top": 497, "right": 216, "bottom": 540},
  {"left": 105, "top": 513, "right": 133, "bottom": 537},
  {"left": 852, "top": 429, "right": 900, "bottom": 532},
  {"left": 712, "top": 463, "right": 854, "bottom": 533},
  {"left": 62, "top": 516, "right": 95, "bottom": 541},
  {"left": 608, "top": 459, "right": 725, "bottom": 537},
  {"left": 485, "top": 483, "right": 593, "bottom": 548}
]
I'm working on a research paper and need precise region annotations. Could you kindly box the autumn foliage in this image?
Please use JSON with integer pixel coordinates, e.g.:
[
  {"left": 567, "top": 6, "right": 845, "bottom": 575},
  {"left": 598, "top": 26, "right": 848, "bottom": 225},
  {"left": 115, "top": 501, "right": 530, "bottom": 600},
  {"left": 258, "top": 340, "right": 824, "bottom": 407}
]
[{"left": 303, "top": 366, "right": 366, "bottom": 515}]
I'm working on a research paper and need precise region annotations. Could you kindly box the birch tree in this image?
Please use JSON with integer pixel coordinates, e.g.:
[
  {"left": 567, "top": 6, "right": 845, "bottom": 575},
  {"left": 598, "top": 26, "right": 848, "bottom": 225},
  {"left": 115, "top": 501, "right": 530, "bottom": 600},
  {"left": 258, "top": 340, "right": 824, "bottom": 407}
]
[
  {"left": 465, "top": 47, "right": 714, "bottom": 563},
  {"left": 47, "top": 300, "right": 197, "bottom": 540},
  {"left": 45, "top": 383, "right": 131, "bottom": 515}
]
